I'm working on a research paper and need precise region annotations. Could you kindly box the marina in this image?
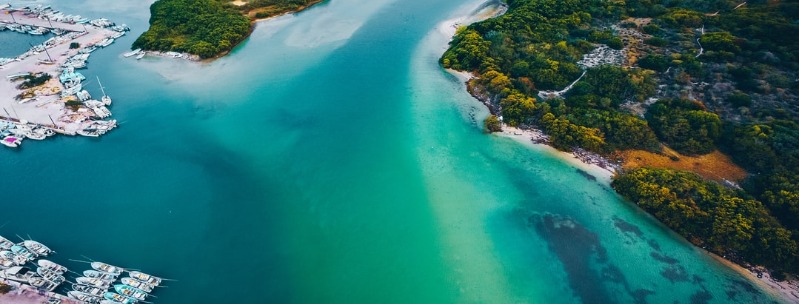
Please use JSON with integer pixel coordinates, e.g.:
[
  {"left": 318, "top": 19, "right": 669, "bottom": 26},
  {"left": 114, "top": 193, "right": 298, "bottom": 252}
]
[
  {"left": 0, "top": 4, "right": 122, "bottom": 149},
  {"left": 0, "top": 234, "right": 165, "bottom": 304}
]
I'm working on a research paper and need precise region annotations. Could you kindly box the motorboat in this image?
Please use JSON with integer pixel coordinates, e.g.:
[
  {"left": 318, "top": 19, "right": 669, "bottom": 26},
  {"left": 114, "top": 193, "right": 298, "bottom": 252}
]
[
  {"left": 38, "top": 259, "right": 67, "bottom": 274},
  {"left": 104, "top": 292, "right": 137, "bottom": 304},
  {"left": 72, "top": 283, "right": 105, "bottom": 297},
  {"left": 120, "top": 277, "right": 153, "bottom": 293},
  {"left": 68, "top": 291, "right": 101, "bottom": 304},
  {"left": 129, "top": 271, "right": 161, "bottom": 286},
  {"left": 1, "top": 250, "right": 26, "bottom": 266},
  {"left": 0, "top": 236, "right": 13, "bottom": 250},
  {"left": 37, "top": 267, "right": 65, "bottom": 285},
  {"left": 10, "top": 245, "right": 36, "bottom": 261},
  {"left": 22, "top": 240, "right": 52, "bottom": 256},
  {"left": 124, "top": 49, "right": 140, "bottom": 59},
  {"left": 84, "top": 269, "right": 118, "bottom": 281},
  {"left": 1, "top": 136, "right": 22, "bottom": 148},
  {"left": 114, "top": 284, "right": 147, "bottom": 301},
  {"left": 76, "top": 276, "right": 111, "bottom": 288},
  {"left": 0, "top": 266, "right": 34, "bottom": 283}
]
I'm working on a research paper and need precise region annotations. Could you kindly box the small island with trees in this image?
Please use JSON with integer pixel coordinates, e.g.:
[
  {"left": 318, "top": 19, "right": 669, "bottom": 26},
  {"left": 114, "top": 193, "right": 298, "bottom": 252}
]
[
  {"left": 133, "top": 0, "right": 324, "bottom": 59},
  {"left": 443, "top": 0, "right": 799, "bottom": 281}
]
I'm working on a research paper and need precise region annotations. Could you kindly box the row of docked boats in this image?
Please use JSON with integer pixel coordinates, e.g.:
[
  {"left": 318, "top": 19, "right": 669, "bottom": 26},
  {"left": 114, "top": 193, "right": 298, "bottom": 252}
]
[
  {"left": 2, "top": 233, "right": 167, "bottom": 303},
  {"left": 68, "top": 261, "right": 164, "bottom": 304},
  {"left": 0, "top": 23, "right": 50, "bottom": 35},
  {"left": 0, "top": 120, "right": 58, "bottom": 148},
  {"left": 0, "top": 236, "right": 65, "bottom": 293}
]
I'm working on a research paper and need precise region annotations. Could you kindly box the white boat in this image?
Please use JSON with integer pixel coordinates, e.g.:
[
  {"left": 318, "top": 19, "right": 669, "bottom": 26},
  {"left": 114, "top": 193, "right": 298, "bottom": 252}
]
[
  {"left": 25, "top": 128, "right": 54, "bottom": 140},
  {"left": 0, "top": 256, "right": 13, "bottom": 268},
  {"left": 0, "top": 236, "right": 13, "bottom": 250},
  {"left": 10, "top": 245, "right": 35, "bottom": 261},
  {"left": 135, "top": 52, "right": 145, "bottom": 60},
  {"left": 97, "top": 77, "right": 112, "bottom": 105},
  {"left": 1, "top": 136, "right": 22, "bottom": 148},
  {"left": 72, "top": 283, "right": 105, "bottom": 297},
  {"left": 76, "top": 276, "right": 111, "bottom": 288},
  {"left": 84, "top": 269, "right": 118, "bottom": 281},
  {"left": 22, "top": 240, "right": 52, "bottom": 256},
  {"left": 68, "top": 291, "right": 101, "bottom": 304},
  {"left": 37, "top": 267, "right": 65, "bottom": 284},
  {"left": 77, "top": 129, "right": 101, "bottom": 137},
  {"left": 37, "top": 259, "right": 67, "bottom": 274},
  {"left": 1, "top": 250, "right": 26, "bottom": 266},
  {"left": 114, "top": 284, "right": 147, "bottom": 301},
  {"left": 96, "top": 38, "right": 114, "bottom": 47},
  {"left": 0, "top": 251, "right": 18, "bottom": 267},
  {"left": 104, "top": 292, "right": 137, "bottom": 304},
  {"left": 128, "top": 271, "right": 161, "bottom": 286},
  {"left": 29, "top": 275, "right": 59, "bottom": 291},
  {"left": 123, "top": 49, "right": 141, "bottom": 58},
  {"left": 0, "top": 266, "right": 34, "bottom": 283},
  {"left": 91, "top": 262, "right": 123, "bottom": 275},
  {"left": 120, "top": 277, "right": 153, "bottom": 293},
  {"left": 28, "top": 27, "right": 48, "bottom": 35}
]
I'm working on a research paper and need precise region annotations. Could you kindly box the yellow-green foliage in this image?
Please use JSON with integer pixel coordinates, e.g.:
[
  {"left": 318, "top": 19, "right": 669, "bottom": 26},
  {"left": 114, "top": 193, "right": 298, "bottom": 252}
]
[{"left": 133, "top": 0, "right": 251, "bottom": 58}]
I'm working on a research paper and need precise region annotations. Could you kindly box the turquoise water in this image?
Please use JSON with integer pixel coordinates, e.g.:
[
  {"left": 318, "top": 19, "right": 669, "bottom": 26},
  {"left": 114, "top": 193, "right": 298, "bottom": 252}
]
[
  {"left": 0, "top": 0, "right": 785, "bottom": 303},
  {"left": 0, "top": 31, "right": 52, "bottom": 58}
]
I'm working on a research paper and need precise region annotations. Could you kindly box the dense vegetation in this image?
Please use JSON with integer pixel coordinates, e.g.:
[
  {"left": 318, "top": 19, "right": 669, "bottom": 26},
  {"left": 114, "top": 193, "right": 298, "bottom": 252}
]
[
  {"left": 647, "top": 98, "right": 722, "bottom": 155},
  {"left": 133, "top": 0, "right": 321, "bottom": 58},
  {"left": 16, "top": 73, "right": 51, "bottom": 89},
  {"left": 613, "top": 168, "right": 798, "bottom": 276},
  {"left": 443, "top": 0, "right": 799, "bottom": 276}
]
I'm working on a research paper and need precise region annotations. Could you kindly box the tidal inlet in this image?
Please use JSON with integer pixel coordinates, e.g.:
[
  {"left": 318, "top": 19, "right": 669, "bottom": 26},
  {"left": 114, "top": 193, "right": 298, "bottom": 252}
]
[{"left": 1, "top": 0, "right": 798, "bottom": 303}]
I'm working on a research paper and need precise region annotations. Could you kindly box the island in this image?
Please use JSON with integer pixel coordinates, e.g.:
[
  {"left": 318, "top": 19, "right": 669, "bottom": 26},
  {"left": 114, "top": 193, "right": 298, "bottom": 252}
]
[
  {"left": 132, "top": 0, "right": 325, "bottom": 59},
  {"left": 443, "top": 0, "right": 799, "bottom": 281}
]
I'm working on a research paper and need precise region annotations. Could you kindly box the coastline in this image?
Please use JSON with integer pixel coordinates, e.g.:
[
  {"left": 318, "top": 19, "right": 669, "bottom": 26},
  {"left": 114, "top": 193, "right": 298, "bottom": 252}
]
[
  {"left": 706, "top": 251, "right": 799, "bottom": 303},
  {"left": 495, "top": 124, "right": 616, "bottom": 186},
  {"left": 0, "top": 5, "right": 121, "bottom": 146},
  {"left": 440, "top": 2, "right": 799, "bottom": 303},
  {"left": 137, "top": 0, "right": 328, "bottom": 63}
]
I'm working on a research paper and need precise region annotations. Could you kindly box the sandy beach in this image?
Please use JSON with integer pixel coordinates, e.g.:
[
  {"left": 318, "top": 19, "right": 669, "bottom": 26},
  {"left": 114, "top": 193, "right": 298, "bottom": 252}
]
[
  {"left": 706, "top": 252, "right": 799, "bottom": 303},
  {"left": 495, "top": 125, "right": 617, "bottom": 186}
]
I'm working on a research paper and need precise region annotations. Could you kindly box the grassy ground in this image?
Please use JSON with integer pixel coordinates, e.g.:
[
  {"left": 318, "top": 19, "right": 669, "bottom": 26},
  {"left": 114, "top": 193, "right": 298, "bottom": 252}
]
[{"left": 616, "top": 147, "right": 747, "bottom": 183}]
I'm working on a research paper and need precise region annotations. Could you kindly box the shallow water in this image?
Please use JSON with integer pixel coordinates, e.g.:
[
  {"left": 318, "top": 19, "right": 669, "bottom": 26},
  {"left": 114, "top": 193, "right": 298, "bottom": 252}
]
[{"left": 0, "top": 0, "right": 785, "bottom": 303}]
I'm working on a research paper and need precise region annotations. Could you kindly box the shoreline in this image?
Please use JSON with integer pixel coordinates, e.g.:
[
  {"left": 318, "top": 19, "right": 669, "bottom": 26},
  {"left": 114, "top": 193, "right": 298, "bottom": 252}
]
[
  {"left": 439, "top": 2, "right": 799, "bottom": 303},
  {"left": 0, "top": 5, "right": 121, "bottom": 147},
  {"left": 706, "top": 251, "right": 799, "bottom": 303},
  {"left": 136, "top": 0, "right": 328, "bottom": 63},
  {"left": 495, "top": 124, "right": 617, "bottom": 186}
]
